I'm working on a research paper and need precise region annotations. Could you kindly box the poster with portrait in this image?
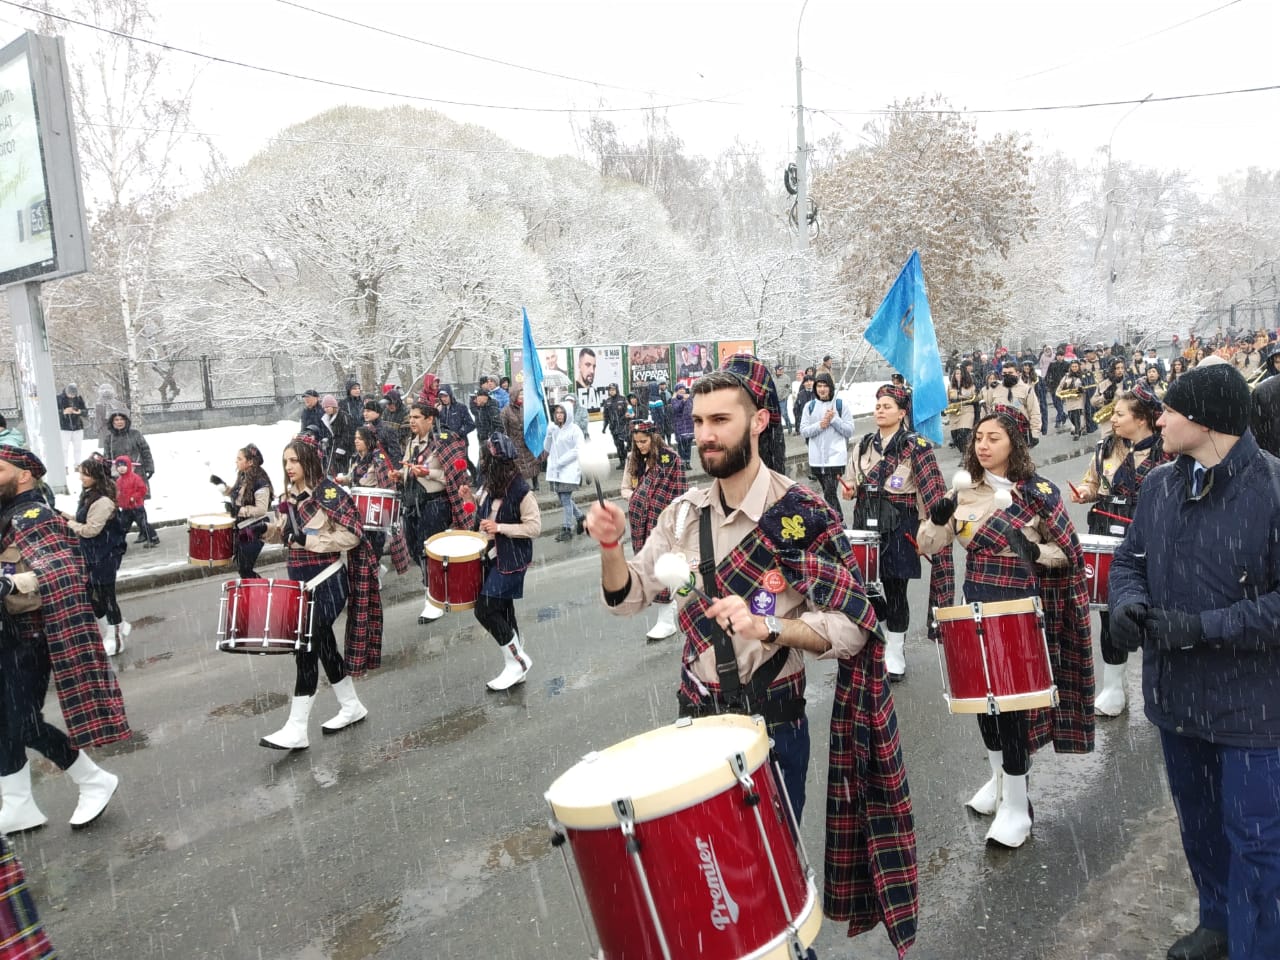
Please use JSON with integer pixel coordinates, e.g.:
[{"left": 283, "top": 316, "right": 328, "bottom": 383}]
[
  {"left": 716, "top": 339, "right": 756, "bottom": 366},
  {"left": 508, "top": 347, "right": 573, "bottom": 404},
  {"left": 573, "top": 344, "right": 624, "bottom": 420},
  {"left": 627, "top": 344, "right": 672, "bottom": 395},
  {"left": 673, "top": 341, "right": 715, "bottom": 387}
]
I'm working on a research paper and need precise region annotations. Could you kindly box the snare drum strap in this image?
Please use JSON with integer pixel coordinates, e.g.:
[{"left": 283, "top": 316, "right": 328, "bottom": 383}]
[
  {"left": 303, "top": 556, "right": 347, "bottom": 592},
  {"left": 698, "top": 508, "right": 747, "bottom": 711}
]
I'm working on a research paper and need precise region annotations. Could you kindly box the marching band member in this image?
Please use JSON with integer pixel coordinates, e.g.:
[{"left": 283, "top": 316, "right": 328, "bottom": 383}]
[
  {"left": 916, "top": 406, "right": 1093, "bottom": 848},
  {"left": 1055, "top": 359, "right": 1088, "bottom": 440},
  {"left": 1090, "top": 359, "right": 1131, "bottom": 439},
  {"left": 841, "top": 384, "right": 950, "bottom": 681},
  {"left": 946, "top": 362, "right": 978, "bottom": 452},
  {"left": 259, "top": 436, "right": 382, "bottom": 749},
  {"left": 1071, "top": 383, "right": 1171, "bottom": 716},
  {"left": 620, "top": 419, "right": 688, "bottom": 640},
  {"left": 460, "top": 433, "right": 541, "bottom": 691},
  {"left": 210, "top": 444, "right": 273, "bottom": 580},
  {"left": 65, "top": 455, "right": 130, "bottom": 656},
  {"left": 338, "top": 426, "right": 397, "bottom": 558}
]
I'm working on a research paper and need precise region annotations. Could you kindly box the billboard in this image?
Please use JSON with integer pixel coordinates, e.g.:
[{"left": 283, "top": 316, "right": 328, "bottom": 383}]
[
  {"left": 673, "top": 341, "right": 714, "bottom": 386},
  {"left": 627, "top": 343, "right": 671, "bottom": 394},
  {"left": 716, "top": 339, "right": 756, "bottom": 365},
  {"left": 508, "top": 346, "right": 573, "bottom": 403},
  {"left": 572, "top": 344, "right": 623, "bottom": 417}
]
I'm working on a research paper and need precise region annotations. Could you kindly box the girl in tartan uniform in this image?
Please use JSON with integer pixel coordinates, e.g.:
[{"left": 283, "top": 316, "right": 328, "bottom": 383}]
[
  {"left": 259, "top": 436, "right": 382, "bottom": 750},
  {"left": 841, "top": 384, "right": 952, "bottom": 681},
  {"left": 337, "top": 426, "right": 397, "bottom": 560},
  {"left": 917, "top": 405, "right": 1094, "bottom": 848},
  {"left": 621, "top": 420, "right": 688, "bottom": 640},
  {"left": 1070, "top": 383, "right": 1171, "bottom": 717},
  {"left": 210, "top": 443, "right": 274, "bottom": 580}
]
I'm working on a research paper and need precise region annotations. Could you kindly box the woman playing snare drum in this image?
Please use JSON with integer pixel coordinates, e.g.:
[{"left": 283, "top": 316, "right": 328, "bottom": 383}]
[
  {"left": 1070, "top": 383, "right": 1170, "bottom": 717},
  {"left": 337, "top": 426, "right": 397, "bottom": 558},
  {"left": 210, "top": 444, "right": 273, "bottom": 580},
  {"left": 260, "top": 435, "right": 383, "bottom": 750},
  {"left": 916, "top": 405, "right": 1093, "bottom": 849}
]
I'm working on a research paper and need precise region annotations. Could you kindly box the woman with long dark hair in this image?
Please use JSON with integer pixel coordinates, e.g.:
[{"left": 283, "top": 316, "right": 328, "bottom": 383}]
[
  {"left": 947, "top": 363, "right": 977, "bottom": 452},
  {"left": 211, "top": 444, "right": 273, "bottom": 580},
  {"left": 337, "top": 426, "right": 396, "bottom": 558},
  {"left": 917, "top": 405, "right": 1093, "bottom": 848},
  {"left": 65, "top": 455, "right": 128, "bottom": 656},
  {"left": 463, "top": 432, "right": 541, "bottom": 691},
  {"left": 259, "top": 436, "right": 382, "bottom": 750}
]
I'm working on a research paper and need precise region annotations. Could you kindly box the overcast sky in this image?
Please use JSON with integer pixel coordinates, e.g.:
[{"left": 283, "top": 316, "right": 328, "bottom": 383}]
[{"left": 7, "top": 0, "right": 1278, "bottom": 193}]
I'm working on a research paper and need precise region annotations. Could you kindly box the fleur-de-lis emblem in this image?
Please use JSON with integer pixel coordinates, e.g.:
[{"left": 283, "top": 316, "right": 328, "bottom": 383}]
[
  {"left": 660, "top": 454, "right": 670, "bottom": 464},
  {"left": 324, "top": 487, "right": 337, "bottom": 500},
  {"left": 1036, "top": 482, "right": 1052, "bottom": 496},
  {"left": 22, "top": 508, "right": 39, "bottom": 519},
  {"left": 780, "top": 514, "right": 806, "bottom": 541}
]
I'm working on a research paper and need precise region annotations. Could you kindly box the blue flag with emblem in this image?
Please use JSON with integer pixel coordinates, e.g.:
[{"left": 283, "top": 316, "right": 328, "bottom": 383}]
[
  {"left": 863, "top": 250, "right": 946, "bottom": 446},
  {"left": 521, "top": 307, "right": 549, "bottom": 457}
]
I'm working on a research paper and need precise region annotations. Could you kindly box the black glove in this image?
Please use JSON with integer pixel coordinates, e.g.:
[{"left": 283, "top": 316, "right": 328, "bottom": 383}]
[
  {"left": 209, "top": 474, "right": 224, "bottom": 487},
  {"left": 1102, "top": 383, "right": 1117, "bottom": 402},
  {"left": 929, "top": 495, "right": 958, "bottom": 526},
  {"left": 1005, "top": 526, "right": 1041, "bottom": 568},
  {"left": 1110, "top": 601, "right": 1148, "bottom": 652},
  {"left": 1145, "top": 608, "right": 1203, "bottom": 651},
  {"left": 0, "top": 576, "right": 13, "bottom": 601},
  {"left": 286, "top": 529, "right": 308, "bottom": 548},
  {"left": 144, "top": 470, "right": 154, "bottom": 480}
]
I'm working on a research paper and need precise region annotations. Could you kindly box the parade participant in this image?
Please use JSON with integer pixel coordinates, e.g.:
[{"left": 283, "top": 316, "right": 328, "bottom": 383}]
[
  {"left": 1110, "top": 364, "right": 1280, "bottom": 960},
  {"left": 362, "top": 399, "right": 402, "bottom": 465},
  {"left": 1080, "top": 347, "right": 1104, "bottom": 435},
  {"left": 946, "top": 363, "right": 978, "bottom": 451},
  {"left": 545, "top": 404, "right": 585, "bottom": 543},
  {"left": 1091, "top": 359, "right": 1130, "bottom": 438},
  {"left": 461, "top": 433, "right": 541, "bottom": 691},
  {"left": 1139, "top": 364, "right": 1166, "bottom": 400},
  {"left": 799, "top": 371, "right": 854, "bottom": 512},
  {"left": 842, "top": 384, "right": 950, "bottom": 681},
  {"left": 1044, "top": 346, "right": 1070, "bottom": 432},
  {"left": 211, "top": 444, "right": 273, "bottom": 580},
  {"left": 1070, "top": 384, "right": 1170, "bottom": 716},
  {"left": 1257, "top": 342, "right": 1280, "bottom": 383},
  {"left": 0, "top": 446, "right": 129, "bottom": 833},
  {"left": 620, "top": 419, "right": 688, "bottom": 640},
  {"left": 500, "top": 386, "right": 543, "bottom": 491},
  {"left": 336, "top": 426, "right": 398, "bottom": 560},
  {"left": 916, "top": 405, "right": 1093, "bottom": 848},
  {"left": 259, "top": 436, "right": 381, "bottom": 748},
  {"left": 984, "top": 363, "right": 1041, "bottom": 441},
  {"left": 602, "top": 383, "right": 630, "bottom": 465},
  {"left": 64, "top": 456, "right": 129, "bottom": 656},
  {"left": 1055, "top": 359, "right": 1088, "bottom": 440},
  {"left": 58, "top": 383, "right": 87, "bottom": 472},
  {"left": 1250, "top": 372, "right": 1280, "bottom": 457},
  {"left": 586, "top": 355, "right": 917, "bottom": 954},
  {"left": 401, "top": 405, "right": 470, "bottom": 622},
  {"left": 113, "top": 455, "right": 159, "bottom": 547}
]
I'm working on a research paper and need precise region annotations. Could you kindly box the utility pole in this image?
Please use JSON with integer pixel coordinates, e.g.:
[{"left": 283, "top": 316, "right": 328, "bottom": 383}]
[{"left": 794, "top": 0, "right": 810, "bottom": 251}]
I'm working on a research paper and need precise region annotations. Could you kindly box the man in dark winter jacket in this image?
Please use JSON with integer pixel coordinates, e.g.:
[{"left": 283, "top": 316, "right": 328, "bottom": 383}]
[
  {"left": 1043, "top": 348, "right": 1070, "bottom": 431},
  {"left": 57, "top": 383, "right": 88, "bottom": 470},
  {"left": 436, "top": 385, "right": 474, "bottom": 439},
  {"left": 340, "top": 379, "right": 364, "bottom": 424},
  {"left": 601, "top": 383, "right": 630, "bottom": 464},
  {"left": 470, "top": 388, "right": 502, "bottom": 442},
  {"left": 1250, "top": 374, "right": 1280, "bottom": 457},
  {"left": 1109, "top": 363, "right": 1280, "bottom": 960},
  {"left": 299, "top": 390, "right": 324, "bottom": 437}
]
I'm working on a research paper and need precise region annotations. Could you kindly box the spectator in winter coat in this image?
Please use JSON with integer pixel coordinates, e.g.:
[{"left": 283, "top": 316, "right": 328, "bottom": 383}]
[
  {"left": 319, "top": 395, "right": 352, "bottom": 476},
  {"left": 792, "top": 375, "right": 815, "bottom": 436},
  {"left": 471, "top": 388, "right": 503, "bottom": 444},
  {"left": 775, "top": 364, "right": 793, "bottom": 431},
  {"left": 340, "top": 379, "right": 364, "bottom": 425},
  {"left": 64, "top": 455, "right": 129, "bottom": 656},
  {"left": 436, "top": 385, "right": 475, "bottom": 438},
  {"left": 601, "top": 383, "right": 631, "bottom": 464},
  {"left": 100, "top": 410, "right": 154, "bottom": 496},
  {"left": 799, "top": 372, "right": 854, "bottom": 511},
  {"left": 300, "top": 390, "right": 324, "bottom": 437},
  {"left": 0, "top": 415, "right": 23, "bottom": 448},
  {"left": 92, "top": 383, "right": 117, "bottom": 438},
  {"left": 669, "top": 383, "right": 694, "bottom": 464},
  {"left": 57, "top": 384, "right": 88, "bottom": 470},
  {"left": 545, "top": 404, "right": 585, "bottom": 542},
  {"left": 113, "top": 455, "right": 159, "bottom": 547},
  {"left": 499, "top": 386, "right": 541, "bottom": 490},
  {"left": 493, "top": 377, "right": 512, "bottom": 410},
  {"left": 362, "top": 400, "right": 402, "bottom": 465}
]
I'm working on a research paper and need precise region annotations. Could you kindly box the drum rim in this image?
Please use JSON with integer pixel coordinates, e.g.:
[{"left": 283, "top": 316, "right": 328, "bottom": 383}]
[
  {"left": 351, "top": 487, "right": 401, "bottom": 499},
  {"left": 425, "top": 530, "right": 487, "bottom": 563},
  {"left": 188, "top": 514, "right": 235, "bottom": 529},
  {"left": 545, "top": 715, "right": 770, "bottom": 829},
  {"left": 1078, "top": 533, "right": 1123, "bottom": 549},
  {"left": 933, "top": 597, "right": 1039, "bottom": 621},
  {"left": 945, "top": 686, "right": 1058, "bottom": 714},
  {"left": 843, "top": 528, "right": 881, "bottom": 544},
  {"left": 222, "top": 577, "right": 308, "bottom": 592}
]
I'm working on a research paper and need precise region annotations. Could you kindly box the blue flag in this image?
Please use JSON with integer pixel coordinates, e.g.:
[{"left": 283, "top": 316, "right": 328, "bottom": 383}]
[
  {"left": 863, "top": 250, "right": 947, "bottom": 446},
  {"left": 521, "top": 307, "right": 549, "bottom": 457}
]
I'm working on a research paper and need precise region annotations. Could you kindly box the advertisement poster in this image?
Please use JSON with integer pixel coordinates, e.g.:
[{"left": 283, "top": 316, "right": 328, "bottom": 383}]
[
  {"left": 573, "top": 344, "right": 624, "bottom": 419},
  {"left": 673, "top": 341, "right": 714, "bottom": 386},
  {"left": 508, "top": 346, "right": 573, "bottom": 402},
  {"left": 0, "top": 48, "right": 54, "bottom": 281},
  {"left": 716, "top": 339, "right": 756, "bottom": 366},
  {"left": 627, "top": 344, "right": 672, "bottom": 394}
]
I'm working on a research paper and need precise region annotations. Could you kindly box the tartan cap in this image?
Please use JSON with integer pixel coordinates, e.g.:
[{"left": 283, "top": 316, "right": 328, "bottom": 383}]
[
  {"left": 985, "top": 404, "right": 1032, "bottom": 445},
  {"left": 630, "top": 419, "right": 658, "bottom": 434},
  {"left": 0, "top": 445, "right": 46, "bottom": 479},
  {"left": 1127, "top": 381, "right": 1163, "bottom": 410},
  {"left": 292, "top": 432, "right": 321, "bottom": 451},
  {"left": 720, "top": 353, "right": 781, "bottom": 425},
  {"left": 486, "top": 431, "right": 518, "bottom": 461},
  {"left": 876, "top": 383, "right": 911, "bottom": 410}
]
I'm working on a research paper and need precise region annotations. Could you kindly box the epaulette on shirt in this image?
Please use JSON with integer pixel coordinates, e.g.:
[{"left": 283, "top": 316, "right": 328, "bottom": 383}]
[{"left": 758, "top": 486, "right": 833, "bottom": 553}]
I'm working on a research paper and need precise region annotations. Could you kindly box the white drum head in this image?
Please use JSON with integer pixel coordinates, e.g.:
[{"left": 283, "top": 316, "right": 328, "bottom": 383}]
[
  {"left": 426, "top": 531, "right": 486, "bottom": 559},
  {"left": 845, "top": 529, "right": 879, "bottom": 545},
  {"left": 190, "top": 513, "right": 233, "bottom": 529},
  {"left": 1078, "top": 534, "right": 1123, "bottom": 552}
]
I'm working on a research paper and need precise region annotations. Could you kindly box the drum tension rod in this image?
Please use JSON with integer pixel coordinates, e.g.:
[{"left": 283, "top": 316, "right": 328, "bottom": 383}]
[{"left": 729, "top": 752, "right": 760, "bottom": 806}]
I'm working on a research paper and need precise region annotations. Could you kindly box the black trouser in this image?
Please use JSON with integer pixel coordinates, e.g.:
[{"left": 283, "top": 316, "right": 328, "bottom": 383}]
[
  {"left": 950, "top": 427, "right": 971, "bottom": 453},
  {"left": 294, "top": 621, "right": 345, "bottom": 697},
  {"left": 403, "top": 497, "right": 450, "bottom": 572},
  {"left": 475, "top": 594, "right": 518, "bottom": 646},
  {"left": 978, "top": 712, "right": 1031, "bottom": 776},
  {"left": 1067, "top": 409, "right": 1083, "bottom": 436},
  {"left": 119, "top": 507, "right": 157, "bottom": 543},
  {"left": 872, "top": 576, "right": 910, "bottom": 633},
  {"left": 235, "top": 537, "right": 264, "bottom": 579},
  {"left": 87, "top": 579, "right": 122, "bottom": 626},
  {"left": 366, "top": 531, "right": 387, "bottom": 560},
  {"left": 610, "top": 431, "right": 628, "bottom": 464},
  {"left": 810, "top": 466, "right": 843, "bottom": 515},
  {"left": 0, "top": 633, "right": 78, "bottom": 775}
]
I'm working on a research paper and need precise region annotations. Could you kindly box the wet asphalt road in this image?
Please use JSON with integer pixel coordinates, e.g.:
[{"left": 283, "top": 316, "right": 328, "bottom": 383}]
[{"left": 13, "top": 444, "right": 1179, "bottom": 959}]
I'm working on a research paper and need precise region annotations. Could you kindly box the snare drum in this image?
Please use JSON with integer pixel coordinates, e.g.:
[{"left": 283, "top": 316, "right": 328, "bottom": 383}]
[
  {"left": 215, "top": 578, "right": 312, "bottom": 654},
  {"left": 844, "top": 529, "right": 882, "bottom": 596},
  {"left": 424, "top": 531, "right": 487, "bottom": 611},
  {"left": 351, "top": 487, "right": 401, "bottom": 534},
  {"left": 932, "top": 598, "right": 1057, "bottom": 714},
  {"left": 1079, "top": 534, "right": 1122, "bottom": 610},
  {"left": 188, "top": 514, "right": 234, "bottom": 568},
  {"left": 546, "top": 715, "right": 819, "bottom": 960}
]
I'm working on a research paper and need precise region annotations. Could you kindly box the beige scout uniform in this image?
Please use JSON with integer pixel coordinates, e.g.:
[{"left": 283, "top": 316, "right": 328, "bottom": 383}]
[
  {"left": 947, "top": 384, "right": 977, "bottom": 431},
  {"left": 915, "top": 479, "right": 1069, "bottom": 571},
  {"left": 1055, "top": 373, "right": 1087, "bottom": 413}
]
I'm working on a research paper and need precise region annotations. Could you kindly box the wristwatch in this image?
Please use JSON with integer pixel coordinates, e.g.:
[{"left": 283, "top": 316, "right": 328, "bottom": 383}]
[{"left": 763, "top": 615, "right": 782, "bottom": 645}]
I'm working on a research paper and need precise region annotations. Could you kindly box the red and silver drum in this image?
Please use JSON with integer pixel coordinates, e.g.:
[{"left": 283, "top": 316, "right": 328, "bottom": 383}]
[
  {"left": 351, "top": 487, "right": 401, "bottom": 534},
  {"left": 844, "top": 529, "right": 882, "bottom": 596},
  {"left": 424, "top": 531, "right": 486, "bottom": 612},
  {"left": 215, "top": 578, "right": 312, "bottom": 654},
  {"left": 188, "top": 514, "right": 234, "bottom": 568},
  {"left": 1079, "top": 534, "right": 1122, "bottom": 611},
  {"left": 545, "top": 714, "right": 820, "bottom": 960},
  {"left": 932, "top": 598, "right": 1057, "bottom": 714}
]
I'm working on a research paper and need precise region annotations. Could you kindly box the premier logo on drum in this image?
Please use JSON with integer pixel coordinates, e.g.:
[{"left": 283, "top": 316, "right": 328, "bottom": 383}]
[{"left": 695, "top": 836, "right": 739, "bottom": 930}]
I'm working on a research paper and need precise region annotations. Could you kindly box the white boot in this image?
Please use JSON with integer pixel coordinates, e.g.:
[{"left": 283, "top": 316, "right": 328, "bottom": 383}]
[
  {"left": 645, "top": 600, "right": 679, "bottom": 641},
  {"left": 1094, "top": 661, "right": 1128, "bottom": 717},
  {"left": 986, "top": 772, "right": 1033, "bottom": 848},
  {"left": 321, "top": 677, "right": 368, "bottom": 734},
  {"left": 965, "top": 750, "right": 1003, "bottom": 816},
  {"left": 418, "top": 595, "right": 444, "bottom": 623},
  {"left": 96, "top": 616, "right": 111, "bottom": 641},
  {"left": 0, "top": 764, "right": 47, "bottom": 834},
  {"left": 884, "top": 630, "right": 906, "bottom": 680},
  {"left": 66, "top": 752, "right": 119, "bottom": 829},
  {"left": 259, "top": 695, "right": 314, "bottom": 750},
  {"left": 487, "top": 634, "right": 531, "bottom": 691}
]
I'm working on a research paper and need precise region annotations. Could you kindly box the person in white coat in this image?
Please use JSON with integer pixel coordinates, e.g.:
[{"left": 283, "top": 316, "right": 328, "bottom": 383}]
[
  {"left": 545, "top": 404, "right": 585, "bottom": 542},
  {"left": 799, "top": 372, "right": 854, "bottom": 514}
]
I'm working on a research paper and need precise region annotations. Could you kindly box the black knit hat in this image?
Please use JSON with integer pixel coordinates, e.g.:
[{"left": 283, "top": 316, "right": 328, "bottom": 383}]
[{"left": 1163, "top": 363, "right": 1251, "bottom": 436}]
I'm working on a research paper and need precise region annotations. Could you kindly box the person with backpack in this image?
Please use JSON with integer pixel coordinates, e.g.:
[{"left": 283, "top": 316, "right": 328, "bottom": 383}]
[
  {"left": 799, "top": 372, "right": 854, "bottom": 513},
  {"left": 113, "top": 456, "right": 159, "bottom": 547},
  {"left": 64, "top": 455, "right": 129, "bottom": 656}
]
